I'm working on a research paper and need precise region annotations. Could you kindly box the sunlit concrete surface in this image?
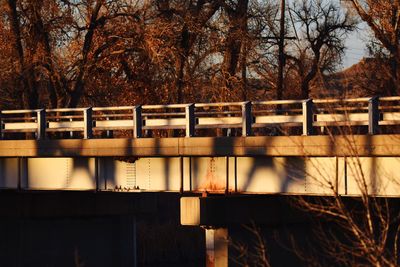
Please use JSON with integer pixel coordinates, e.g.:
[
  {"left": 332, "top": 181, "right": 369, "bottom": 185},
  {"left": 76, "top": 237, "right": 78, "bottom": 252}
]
[
  {"left": 181, "top": 197, "right": 200, "bottom": 225},
  {"left": 0, "top": 134, "right": 399, "bottom": 195},
  {"left": 27, "top": 158, "right": 96, "bottom": 190},
  {"left": 205, "top": 228, "right": 228, "bottom": 267},
  {"left": 0, "top": 155, "right": 400, "bottom": 196}
]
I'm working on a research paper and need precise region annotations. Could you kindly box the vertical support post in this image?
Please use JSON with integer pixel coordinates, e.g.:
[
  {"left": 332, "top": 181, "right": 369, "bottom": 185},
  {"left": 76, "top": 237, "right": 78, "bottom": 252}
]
[
  {"left": 37, "top": 109, "right": 46, "bottom": 140},
  {"left": 185, "top": 104, "right": 195, "bottom": 137},
  {"left": 225, "top": 156, "right": 229, "bottom": 195},
  {"left": 226, "top": 112, "right": 231, "bottom": 137},
  {"left": 69, "top": 118, "right": 74, "bottom": 138},
  {"left": 368, "top": 96, "right": 379, "bottom": 135},
  {"left": 335, "top": 156, "right": 338, "bottom": 194},
  {"left": 83, "top": 107, "right": 93, "bottom": 139},
  {"left": 19, "top": 157, "right": 27, "bottom": 189},
  {"left": 106, "top": 117, "right": 113, "bottom": 138},
  {"left": 95, "top": 157, "right": 99, "bottom": 192},
  {"left": 344, "top": 156, "right": 348, "bottom": 195},
  {"left": 133, "top": 215, "right": 137, "bottom": 267},
  {"left": 276, "top": 0, "right": 286, "bottom": 103},
  {"left": 17, "top": 157, "right": 21, "bottom": 191},
  {"left": 234, "top": 157, "right": 238, "bottom": 193},
  {"left": 206, "top": 228, "right": 228, "bottom": 267},
  {"left": 180, "top": 156, "right": 184, "bottom": 194},
  {"left": 133, "top": 105, "right": 142, "bottom": 138},
  {"left": 0, "top": 112, "right": 3, "bottom": 140},
  {"left": 302, "top": 99, "right": 313, "bottom": 136},
  {"left": 189, "top": 157, "right": 192, "bottom": 191},
  {"left": 242, "top": 101, "right": 252, "bottom": 136}
]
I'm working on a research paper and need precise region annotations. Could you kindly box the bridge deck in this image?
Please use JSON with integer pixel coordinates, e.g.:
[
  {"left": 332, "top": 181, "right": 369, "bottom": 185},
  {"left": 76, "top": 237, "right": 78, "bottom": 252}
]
[
  {"left": 1, "top": 97, "right": 400, "bottom": 197},
  {"left": 0, "top": 135, "right": 398, "bottom": 196},
  {"left": 0, "top": 135, "right": 398, "bottom": 157}
]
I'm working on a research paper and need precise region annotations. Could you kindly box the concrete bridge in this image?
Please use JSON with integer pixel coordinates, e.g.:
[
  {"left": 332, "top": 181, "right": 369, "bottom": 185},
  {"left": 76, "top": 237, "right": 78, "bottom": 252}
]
[{"left": 1, "top": 96, "right": 400, "bottom": 266}]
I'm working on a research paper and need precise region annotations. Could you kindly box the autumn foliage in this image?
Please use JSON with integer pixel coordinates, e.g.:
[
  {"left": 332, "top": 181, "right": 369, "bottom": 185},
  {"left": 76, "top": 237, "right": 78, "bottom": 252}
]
[{"left": 0, "top": 0, "right": 398, "bottom": 108}]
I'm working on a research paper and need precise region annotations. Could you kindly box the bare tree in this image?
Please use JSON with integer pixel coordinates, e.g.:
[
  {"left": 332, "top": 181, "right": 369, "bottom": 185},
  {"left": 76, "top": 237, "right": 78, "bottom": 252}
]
[
  {"left": 347, "top": 0, "right": 400, "bottom": 96},
  {"left": 287, "top": 0, "right": 356, "bottom": 99},
  {"left": 291, "top": 109, "right": 400, "bottom": 266},
  {"left": 219, "top": 0, "right": 249, "bottom": 101}
]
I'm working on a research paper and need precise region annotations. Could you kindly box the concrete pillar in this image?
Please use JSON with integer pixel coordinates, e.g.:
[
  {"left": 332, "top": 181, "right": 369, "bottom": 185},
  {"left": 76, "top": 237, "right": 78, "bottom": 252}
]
[{"left": 205, "top": 228, "right": 228, "bottom": 267}]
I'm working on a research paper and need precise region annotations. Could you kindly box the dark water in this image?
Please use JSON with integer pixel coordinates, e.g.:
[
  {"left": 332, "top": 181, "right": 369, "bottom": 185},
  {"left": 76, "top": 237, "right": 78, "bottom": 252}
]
[{"left": 0, "top": 191, "right": 329, "bottom": 267}]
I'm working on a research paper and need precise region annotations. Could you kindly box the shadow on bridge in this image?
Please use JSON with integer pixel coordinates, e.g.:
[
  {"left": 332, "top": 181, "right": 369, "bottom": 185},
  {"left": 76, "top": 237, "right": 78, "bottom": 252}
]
[{"left": 209, "top": 137, "right": 308, "bottom": 194}]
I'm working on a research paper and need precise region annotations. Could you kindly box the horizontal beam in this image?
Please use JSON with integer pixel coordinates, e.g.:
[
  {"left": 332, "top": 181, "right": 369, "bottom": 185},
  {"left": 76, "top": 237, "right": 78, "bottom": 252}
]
[
  {"left": 0, "top": 135, "right": 399, "bottom": 157},
  {"left": 181, "top": 195, "right": 400, "bottom": 226},
  {"left": 0, "top": 191, "right": 177, "bottom": 218},
  {"left": 181, "top": 196, "right": 308, "bottom": 226}
]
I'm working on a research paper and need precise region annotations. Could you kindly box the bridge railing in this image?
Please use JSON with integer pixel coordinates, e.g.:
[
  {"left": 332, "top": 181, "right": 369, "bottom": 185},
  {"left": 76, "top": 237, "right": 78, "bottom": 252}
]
[{"left": 1, "top": 96, "right": 400, "bottom": 140}]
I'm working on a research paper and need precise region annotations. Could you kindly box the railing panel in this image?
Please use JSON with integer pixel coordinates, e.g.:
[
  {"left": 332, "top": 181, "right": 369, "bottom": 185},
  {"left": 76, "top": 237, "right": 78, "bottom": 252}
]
[
  {"left": 48, "top": 121, "right": 84, "bottom": 129},
  {"left": 144, "top": 118, "right": 186, "bottom": 127},
  {"left": 315, "top": 113, "right": 369, "bottom": 122},
  {"left": 198, "top": 117, "right": 242, "bottom": 126},
  {"left": 3, "top": 122, "right": 38, "bottom": 131},
  {"left": 382, "top": 112, "right": 400, "bottom": 122},
  {"left": 94, "top": 120, "right": 134, "bottom": 129},
  {"left": 255, "top": 115, "right": 303, "bottom": 124}
]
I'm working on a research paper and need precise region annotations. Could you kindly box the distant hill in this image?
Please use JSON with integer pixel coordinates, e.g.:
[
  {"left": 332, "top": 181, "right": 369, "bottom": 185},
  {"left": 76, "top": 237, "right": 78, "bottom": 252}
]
[{"left": 311, "top": 57, "right": 392, "bottom": 98}]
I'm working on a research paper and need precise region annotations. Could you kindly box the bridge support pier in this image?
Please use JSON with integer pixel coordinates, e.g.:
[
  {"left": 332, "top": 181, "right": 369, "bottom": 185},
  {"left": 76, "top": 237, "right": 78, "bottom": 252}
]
[{"left": 205, "top": 228, "right": 228, "bottom": 267}]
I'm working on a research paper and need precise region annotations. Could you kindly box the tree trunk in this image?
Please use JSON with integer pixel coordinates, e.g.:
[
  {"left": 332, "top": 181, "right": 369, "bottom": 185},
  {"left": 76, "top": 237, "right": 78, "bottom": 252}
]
[
  {"left": 68, "top": 1, "right": 102, "bottom": 108},
  {"left": 7, "top": 0, "right": 34, "bottom": 109},
  {"left": 222, "top": 0, "right": 248, "bottom": 102},
  {"left": 301, "top": 52, "right": 320, "bottom": 99},
  {"left": 389, "top": 56, "right": 399, "bottom": 96},
  {"left": 176, "top": 26, "right": 190, "bottom": 104}
]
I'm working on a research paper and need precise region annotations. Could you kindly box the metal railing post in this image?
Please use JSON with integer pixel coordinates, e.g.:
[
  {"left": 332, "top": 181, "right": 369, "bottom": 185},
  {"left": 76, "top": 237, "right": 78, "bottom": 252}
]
[
  {"left": 84, "top": 107, "right": 93, "bottom": 139},
  {"left": 302, "top": 99, "right": 313, "bottom": 136},
  {"left": 106, "top": 116, "right": 113, "bottom": 138},
  {"left": 37, "top": 109, "right": 46, "bottom": 140},
  {"left": 69, "top": 117, "right": 74, "bottom": 138},
  {"left": 133, "top": 105, "right": 142, "bottom": 138},
  {"left": 368, "top": 96, "right": 379, "bottom": 135},
  {"left": 185, "top": 104, "right": 195, "bottom": 137},
  {"left": 242, "top": 101, "right": 252, "bottom": 136}
]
